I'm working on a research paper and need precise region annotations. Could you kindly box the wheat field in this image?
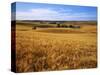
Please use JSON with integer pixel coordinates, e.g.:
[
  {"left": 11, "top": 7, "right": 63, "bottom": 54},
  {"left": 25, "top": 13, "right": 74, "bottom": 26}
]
[{"left": 15, "top": 24, "right": 97, "bottom": 72}]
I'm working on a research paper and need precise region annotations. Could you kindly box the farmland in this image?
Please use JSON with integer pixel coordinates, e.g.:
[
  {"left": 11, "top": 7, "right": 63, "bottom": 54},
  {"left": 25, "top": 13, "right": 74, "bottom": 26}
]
[{"left": 14, "top": 21, "right": 97, "bottom": 72}]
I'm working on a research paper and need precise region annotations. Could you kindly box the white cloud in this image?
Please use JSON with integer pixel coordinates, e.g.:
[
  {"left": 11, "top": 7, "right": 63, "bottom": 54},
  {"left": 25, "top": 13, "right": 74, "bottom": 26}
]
[
  {"left": 16, "top": 8, "right": 59, "bottom": 20},
  {"left": 16, "top": 8, "right": 94, "bottom": 20},
  {"left": 30, "top": 8, "right": 58, "bottom": 15}
]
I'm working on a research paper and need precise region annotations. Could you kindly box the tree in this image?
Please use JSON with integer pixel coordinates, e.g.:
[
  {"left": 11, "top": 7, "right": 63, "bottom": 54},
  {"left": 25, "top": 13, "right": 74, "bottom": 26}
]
[
  {"left": 32, "top": 26, "right": 37, "bottom": 30},
  {"left": 57, "top": 24, "right": 60, "bottom": 27}
]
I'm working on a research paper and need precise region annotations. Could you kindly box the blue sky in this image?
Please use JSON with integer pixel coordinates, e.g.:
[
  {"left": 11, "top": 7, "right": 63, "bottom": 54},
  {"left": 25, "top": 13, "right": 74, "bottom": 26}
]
[{"left": 13, "top": 2, "right": 97, "bottom": 21}]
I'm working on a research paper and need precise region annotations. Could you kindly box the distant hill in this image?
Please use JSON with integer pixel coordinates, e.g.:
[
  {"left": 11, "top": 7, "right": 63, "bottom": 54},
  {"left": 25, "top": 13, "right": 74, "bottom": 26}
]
[{"left": 11, "top": 20, "right": 97, "bottom": 27}]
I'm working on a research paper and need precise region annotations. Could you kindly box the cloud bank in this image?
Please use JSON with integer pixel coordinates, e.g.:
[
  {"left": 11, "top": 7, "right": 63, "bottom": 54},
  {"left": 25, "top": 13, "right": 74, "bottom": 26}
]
[{"left": 16, "top": 8, "right": 96, "bottom": 21}]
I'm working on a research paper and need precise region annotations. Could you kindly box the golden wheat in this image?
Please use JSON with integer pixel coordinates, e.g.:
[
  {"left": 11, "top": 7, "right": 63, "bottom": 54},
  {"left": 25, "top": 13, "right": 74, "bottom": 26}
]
[{"left": 15, "top": 25, "right": 97, "bottom": 72}]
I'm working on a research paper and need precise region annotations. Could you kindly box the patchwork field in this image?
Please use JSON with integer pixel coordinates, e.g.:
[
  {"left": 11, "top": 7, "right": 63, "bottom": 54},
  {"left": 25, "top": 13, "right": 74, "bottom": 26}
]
[{"left": 15, "top": 22, "right": 97, "bottom": 72}]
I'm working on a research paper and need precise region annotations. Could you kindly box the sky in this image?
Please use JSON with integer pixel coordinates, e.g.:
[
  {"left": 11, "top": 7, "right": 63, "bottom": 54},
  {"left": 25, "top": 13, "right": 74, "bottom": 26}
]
[{"left": 12, "top": 2, "right": 97, "bottom": 21}]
